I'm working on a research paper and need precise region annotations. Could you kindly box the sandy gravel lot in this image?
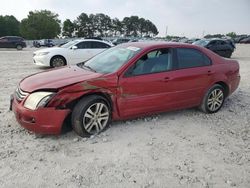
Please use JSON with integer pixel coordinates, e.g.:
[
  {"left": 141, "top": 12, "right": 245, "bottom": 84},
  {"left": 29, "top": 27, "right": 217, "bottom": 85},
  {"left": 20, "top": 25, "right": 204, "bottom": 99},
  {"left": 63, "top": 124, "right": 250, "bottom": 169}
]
[{"left": 0, "top": 45, "right": 249, "bottom": 188}]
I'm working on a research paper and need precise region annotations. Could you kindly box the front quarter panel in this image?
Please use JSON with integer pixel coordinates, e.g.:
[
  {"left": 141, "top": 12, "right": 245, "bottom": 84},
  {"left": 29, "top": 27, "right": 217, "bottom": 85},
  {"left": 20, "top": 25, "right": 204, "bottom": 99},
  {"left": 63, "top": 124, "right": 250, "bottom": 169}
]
[{"left": 47, "top": 75, "right": 119, "bottom": 118}]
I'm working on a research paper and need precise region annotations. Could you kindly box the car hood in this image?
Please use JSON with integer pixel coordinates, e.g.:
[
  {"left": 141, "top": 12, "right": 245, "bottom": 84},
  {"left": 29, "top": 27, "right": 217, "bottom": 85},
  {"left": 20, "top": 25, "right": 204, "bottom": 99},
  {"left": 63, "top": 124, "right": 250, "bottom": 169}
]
[
  {"left": 34, "top": 47, "right": 65, "bottom": 54},
  {"left": 20, "top": 65, "right": 103, "bottom": 92}
]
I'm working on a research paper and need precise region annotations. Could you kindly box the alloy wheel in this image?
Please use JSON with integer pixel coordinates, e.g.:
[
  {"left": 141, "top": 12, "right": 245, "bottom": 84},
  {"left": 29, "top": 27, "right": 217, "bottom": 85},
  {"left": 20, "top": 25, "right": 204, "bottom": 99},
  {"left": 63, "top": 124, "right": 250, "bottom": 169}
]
[
  {"left": 83, "top": 102, "right": 109, "bottom": 134},
  {"left": 52, "top": 58, "right": 65, "bottom": 67},
  {"left": 207, "top": 88, "right": 224, "bottom": 112}
]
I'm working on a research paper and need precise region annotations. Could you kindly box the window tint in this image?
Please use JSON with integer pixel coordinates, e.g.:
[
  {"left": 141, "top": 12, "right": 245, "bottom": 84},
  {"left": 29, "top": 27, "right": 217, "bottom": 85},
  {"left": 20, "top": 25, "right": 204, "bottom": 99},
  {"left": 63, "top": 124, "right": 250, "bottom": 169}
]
[
  {"left": 76, "top": 41, "right": 91, "bottom": 49},
  {"left": 91, "top": 41, "right": 110, "bottom": 49},
  {"left": 126, "top": 48, "right": 173, "bottom": 76},
  {"left": 0, "top": 37, "right": 7, "bottom": 41},
  {"left": 220, "top": 41, "right": 227, "bottom": 45},
  {"left": 8, "top": 37, "right": 19, "bottom": 41},
  {"left": 176, "top": 48, "right": 211, "bottom": 69}
]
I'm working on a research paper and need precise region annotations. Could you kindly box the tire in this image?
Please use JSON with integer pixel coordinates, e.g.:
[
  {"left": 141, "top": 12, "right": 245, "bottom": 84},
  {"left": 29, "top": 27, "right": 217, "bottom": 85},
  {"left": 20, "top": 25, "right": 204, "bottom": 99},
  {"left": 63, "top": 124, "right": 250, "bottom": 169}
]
[
  {"left": 224, "top": 50, "right": 232, "bottom": 58},
  {"left": 50, "top": 56, "right": 66, "bottom": 68},
  {"left": 71, "top": 95, "right": 111, "bottom": 137},
  {"left": 200, "top": 84, "right": 225, "bottom": 113},
  {"left": 16, "top": 45, "right": 23, "bottom": 50}
]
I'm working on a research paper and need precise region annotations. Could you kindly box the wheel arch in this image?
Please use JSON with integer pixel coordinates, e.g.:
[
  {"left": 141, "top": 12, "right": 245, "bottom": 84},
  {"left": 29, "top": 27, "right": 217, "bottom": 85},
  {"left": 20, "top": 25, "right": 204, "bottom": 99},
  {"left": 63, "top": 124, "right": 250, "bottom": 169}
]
[
  {"left": 65, "top": 91, "right": 113, "bottom": 113},
  {"left": 60, "top": 91, "right": 114, "bottom": 134},
  {"left": 214, "top": 81, "right": 230, "bottom": 97},
  {"left": 50, "top": 55, "right": 67, "bottom": 66}
]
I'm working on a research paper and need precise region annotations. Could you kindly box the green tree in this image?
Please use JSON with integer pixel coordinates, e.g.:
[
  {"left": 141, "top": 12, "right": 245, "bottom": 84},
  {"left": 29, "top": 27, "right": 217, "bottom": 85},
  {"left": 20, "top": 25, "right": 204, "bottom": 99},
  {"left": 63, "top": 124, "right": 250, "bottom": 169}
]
[
  {"left": 93, "top": 13, "right": 111, "bottom": 37},
  {"left": 74, "top": 13, "right": 159, "bottom": 38},
  {"left": 122, "top": 16, "right": 158, "bottom": 37},
  {"left": 111, "top": 18, "right": 123, "bottom": 36},
  {"left": 62, "top": 19, "right": 75, "bottom": 37},
  {"left": 0, "top": 15, "right": 20, "bottom": 37},
  {"left": 75, "top": 12, "right": 91, "bottom": 37},
  {"left": 226, "top": 32, "right": 237, "bottom": 38},
  {"left": 20, "top": 10, "right": 61, "bottom": 39}
]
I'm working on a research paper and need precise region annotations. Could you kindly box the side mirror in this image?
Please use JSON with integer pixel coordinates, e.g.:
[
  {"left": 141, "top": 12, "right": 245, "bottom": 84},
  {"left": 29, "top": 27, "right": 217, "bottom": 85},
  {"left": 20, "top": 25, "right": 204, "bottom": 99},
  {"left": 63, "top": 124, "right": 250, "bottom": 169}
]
[{"left": 72, "top": 46, "right": 78, "bottom": 50}]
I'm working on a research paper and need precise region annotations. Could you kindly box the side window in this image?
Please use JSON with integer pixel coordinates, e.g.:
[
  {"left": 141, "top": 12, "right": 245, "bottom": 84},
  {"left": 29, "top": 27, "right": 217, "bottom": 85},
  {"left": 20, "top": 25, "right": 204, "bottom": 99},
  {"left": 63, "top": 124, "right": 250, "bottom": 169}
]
[
  {"left": 8, "top": 37, "right": 17, "bottom": 42},
  {"left": 0, "top": 37, "right": 5, "bottom": 42},
  {"left": 125, "top": 48, "right": 173, "bottom": 76},
  {"left": 91, "top": 41, "right": 110, "bottom": 49},
  {"left": 176, "top": 48, "right": 211, "bottom": 69},
  {"left": 6, "top": 37, "right": 11, "bottom": 41},
  {"left": 220, "top": 41, "right": 227, "bottom": 45},
  {"left": 76, "top": 41, "right": 91, "bottom": 49},
  {"left": 209, "top": 41, "right": 216, "bottom": 45}
]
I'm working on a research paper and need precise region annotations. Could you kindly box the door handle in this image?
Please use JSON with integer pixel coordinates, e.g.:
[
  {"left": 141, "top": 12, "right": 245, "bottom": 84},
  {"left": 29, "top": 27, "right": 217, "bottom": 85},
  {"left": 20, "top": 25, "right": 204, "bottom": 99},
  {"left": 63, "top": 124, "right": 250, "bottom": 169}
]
[
  {"left": 161, "top": 77, "right": 170, "bottom": 82},
  {"left": 207, "top": 70, "right": 214, "bottom": 75}
]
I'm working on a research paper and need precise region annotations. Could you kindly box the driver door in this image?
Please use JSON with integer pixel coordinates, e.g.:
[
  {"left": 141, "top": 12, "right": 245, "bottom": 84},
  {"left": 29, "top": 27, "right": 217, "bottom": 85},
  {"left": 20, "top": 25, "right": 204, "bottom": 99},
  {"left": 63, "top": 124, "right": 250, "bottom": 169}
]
[
  {"left": 70, "top": 41, "right": 93, "bottom": 64},
  {"left": 117, "top": 48, "right": 176, "bottom": 118}
]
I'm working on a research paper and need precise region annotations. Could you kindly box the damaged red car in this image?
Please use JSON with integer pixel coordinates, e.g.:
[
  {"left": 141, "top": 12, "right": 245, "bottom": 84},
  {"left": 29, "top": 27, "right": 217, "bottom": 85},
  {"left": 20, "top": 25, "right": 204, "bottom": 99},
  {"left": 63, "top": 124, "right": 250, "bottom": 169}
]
[{"left": 11, "top": 42, "right": 240, "bottom": 137}]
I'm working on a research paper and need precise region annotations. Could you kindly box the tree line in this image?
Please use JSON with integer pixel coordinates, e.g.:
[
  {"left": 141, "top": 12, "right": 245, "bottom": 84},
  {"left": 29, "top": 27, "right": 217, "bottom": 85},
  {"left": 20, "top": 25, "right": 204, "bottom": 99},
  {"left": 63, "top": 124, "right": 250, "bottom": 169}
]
[{"left": 0, "top": 10, "right": 159, "bottom": 39}]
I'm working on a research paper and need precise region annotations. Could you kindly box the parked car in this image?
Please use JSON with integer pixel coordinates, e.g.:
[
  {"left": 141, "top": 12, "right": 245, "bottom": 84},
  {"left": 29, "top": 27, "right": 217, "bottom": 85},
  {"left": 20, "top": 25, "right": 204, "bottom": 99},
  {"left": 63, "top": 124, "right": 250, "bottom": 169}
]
[
  {"left": 112, "top": 38, "right": 130, "bottom": 45},
  {"left": 0, "top": 36, "right": 26, "bottom": 50},
  {"left": 234, "top": 35, "right": 248, "bottom": 43},
  {"left": 239, "top": 37, "right": 250, "bottom": 44},
  {"left": 33, "top": 39, "right": 54, "bottom": 48},
  {"left": 193, "top": 39, "right": 235, "bottom": 58},
  {"left": 33, "top": 39, "right": 114, "bottom": 67},
  {"left": 186, "top": 38, "right": 200, "bottom": 44},
  {"left": 11, "top": 42, "right": 240, "bottom": 137}
]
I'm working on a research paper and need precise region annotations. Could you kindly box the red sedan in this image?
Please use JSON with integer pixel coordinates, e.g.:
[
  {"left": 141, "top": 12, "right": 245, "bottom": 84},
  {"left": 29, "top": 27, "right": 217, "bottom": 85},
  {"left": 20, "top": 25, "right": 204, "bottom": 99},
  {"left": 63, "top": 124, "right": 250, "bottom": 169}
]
[{"left": 11, "top": 42, "right": 240, "bottom": 137}]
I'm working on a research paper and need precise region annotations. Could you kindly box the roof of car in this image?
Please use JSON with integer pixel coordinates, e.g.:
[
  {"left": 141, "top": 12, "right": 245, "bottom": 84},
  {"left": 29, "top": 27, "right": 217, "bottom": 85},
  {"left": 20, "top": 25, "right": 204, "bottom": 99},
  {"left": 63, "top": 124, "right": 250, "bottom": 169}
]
[
  {"left": 118, "top": 41, "right": 197, "bottom": 50},
  {"left": 74, "top": 38, "right": 114, "bottom": 46}
]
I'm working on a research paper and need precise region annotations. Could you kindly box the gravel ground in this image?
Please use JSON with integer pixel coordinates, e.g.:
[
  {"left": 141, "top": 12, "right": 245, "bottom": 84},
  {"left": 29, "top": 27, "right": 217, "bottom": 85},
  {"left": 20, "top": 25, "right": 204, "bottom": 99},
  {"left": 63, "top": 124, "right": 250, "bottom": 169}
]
[{"left": 0, "top": 45, "right": 249, "bottom": 188}]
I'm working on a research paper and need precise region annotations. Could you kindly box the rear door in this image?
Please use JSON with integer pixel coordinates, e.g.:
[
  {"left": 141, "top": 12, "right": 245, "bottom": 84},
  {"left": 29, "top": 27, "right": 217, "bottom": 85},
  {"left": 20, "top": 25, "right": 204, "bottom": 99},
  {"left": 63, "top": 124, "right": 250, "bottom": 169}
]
[{"left": 171, "top": 48, "right": 213, "bottom": 106}]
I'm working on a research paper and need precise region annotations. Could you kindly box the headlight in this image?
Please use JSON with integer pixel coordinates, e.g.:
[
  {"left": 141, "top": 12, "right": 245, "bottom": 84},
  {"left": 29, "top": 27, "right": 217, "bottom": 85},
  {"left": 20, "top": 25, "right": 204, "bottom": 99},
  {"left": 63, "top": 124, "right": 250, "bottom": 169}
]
[
  {"left": 24, "top": 92, "right": 55, "bottom": 110},
  {"left": 36, "top": 52, "right": 50, "bottom": 56}
]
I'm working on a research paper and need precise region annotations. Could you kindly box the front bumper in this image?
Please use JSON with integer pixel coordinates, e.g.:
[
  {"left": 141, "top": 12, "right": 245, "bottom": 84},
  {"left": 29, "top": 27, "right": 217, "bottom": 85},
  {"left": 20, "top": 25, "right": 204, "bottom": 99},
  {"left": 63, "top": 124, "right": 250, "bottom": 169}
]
[
  {"left": 33, "top": 55, "right": 50, "bottom": 67},
  {"left": 11, "top": 96, "right": 71, "bottom": 135}
]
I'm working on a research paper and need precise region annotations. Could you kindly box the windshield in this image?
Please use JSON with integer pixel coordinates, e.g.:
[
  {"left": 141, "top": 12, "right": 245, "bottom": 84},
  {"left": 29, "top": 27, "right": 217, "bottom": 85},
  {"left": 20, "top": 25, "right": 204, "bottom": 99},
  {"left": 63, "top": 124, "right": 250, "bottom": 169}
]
[
  {"left": 60, "top": 40, "right": 79, "bottom": 48},
  {"left": 193, "top": 39, "right": 210, "bottom": 46},
  {"left": 80, "top": 46, "right": 141, "bottom": 73}
]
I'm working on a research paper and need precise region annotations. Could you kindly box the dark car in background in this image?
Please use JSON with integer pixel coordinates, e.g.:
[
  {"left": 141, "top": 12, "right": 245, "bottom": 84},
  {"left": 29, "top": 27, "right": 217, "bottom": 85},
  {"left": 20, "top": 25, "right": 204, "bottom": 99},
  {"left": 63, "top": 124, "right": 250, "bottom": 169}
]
[
  {"left": 193, "top": 39, "right": 235, "bottom": 58},
  {"left": 33, "top": 39, "right": 55, "bottom": 48},
  {"left": 112, "top": 38, "right": 130, "bottom": 45},
  {"left": 239, "top": 37, "right": 250, "bottom": 44},
  {"left": 0, "top": 36, "right": 26, "bottom": 50},
  {"left": 234, "top": 35, "right": 249, "bottom": 43}
]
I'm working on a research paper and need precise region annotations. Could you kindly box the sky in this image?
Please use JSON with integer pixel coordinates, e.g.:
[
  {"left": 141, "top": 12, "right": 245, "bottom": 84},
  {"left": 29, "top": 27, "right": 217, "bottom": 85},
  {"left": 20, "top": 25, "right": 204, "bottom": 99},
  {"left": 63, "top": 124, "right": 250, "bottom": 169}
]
[{"left": 0, "top": 0, "right": 249, "bottom": 38}]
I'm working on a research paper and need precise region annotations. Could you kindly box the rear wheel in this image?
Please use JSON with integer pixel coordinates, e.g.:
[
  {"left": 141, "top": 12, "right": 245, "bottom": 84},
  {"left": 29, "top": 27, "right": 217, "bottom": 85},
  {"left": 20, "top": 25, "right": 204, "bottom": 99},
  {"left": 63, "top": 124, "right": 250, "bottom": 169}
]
[
  {"left": 71, "top": 95, "right": 111, "bottom": 137},
  {"left": 50, "top": 56, "right": 66, "bottom": 68},
  {"left": 200, "top": 84, "right": 225, "bottom": 113},
  {"left": 16, "top": 45, "right": 23, "bottom": 50}
]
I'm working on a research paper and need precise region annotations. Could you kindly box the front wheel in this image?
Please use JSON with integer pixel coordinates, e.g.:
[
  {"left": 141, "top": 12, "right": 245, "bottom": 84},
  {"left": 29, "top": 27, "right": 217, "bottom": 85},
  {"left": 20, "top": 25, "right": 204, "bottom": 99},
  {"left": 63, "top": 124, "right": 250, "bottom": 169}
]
[
  {"left": 71, "top": 95, "right": 111, "bottom": 137},
  {"left": 50, "top": 56, "right": 66, "bottom": 68},
  {"left": 200, "top": 84, "right": 225, "bottom": 113}
]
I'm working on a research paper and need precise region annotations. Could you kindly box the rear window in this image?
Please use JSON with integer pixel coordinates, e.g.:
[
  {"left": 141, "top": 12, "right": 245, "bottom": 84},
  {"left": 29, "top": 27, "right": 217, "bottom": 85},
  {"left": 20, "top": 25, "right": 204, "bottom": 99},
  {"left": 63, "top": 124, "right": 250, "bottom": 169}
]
[{"left": 91, "top": 41, "right": 111, "bottom": 49}]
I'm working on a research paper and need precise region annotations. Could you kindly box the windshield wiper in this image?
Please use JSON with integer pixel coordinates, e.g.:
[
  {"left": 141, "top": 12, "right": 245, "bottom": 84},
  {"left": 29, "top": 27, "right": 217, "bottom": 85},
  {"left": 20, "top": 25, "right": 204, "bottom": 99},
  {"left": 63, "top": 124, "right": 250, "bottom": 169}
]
[{"left": 82, "top": 64, "right": 96, "bottom": 72}]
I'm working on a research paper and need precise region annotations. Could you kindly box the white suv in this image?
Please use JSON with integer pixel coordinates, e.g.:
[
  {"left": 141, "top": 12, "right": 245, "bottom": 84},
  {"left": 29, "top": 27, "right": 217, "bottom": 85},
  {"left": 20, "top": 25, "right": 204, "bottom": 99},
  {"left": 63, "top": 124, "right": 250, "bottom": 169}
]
[{"left": 33, "top": 39, "right": 114, "bottom": 67}]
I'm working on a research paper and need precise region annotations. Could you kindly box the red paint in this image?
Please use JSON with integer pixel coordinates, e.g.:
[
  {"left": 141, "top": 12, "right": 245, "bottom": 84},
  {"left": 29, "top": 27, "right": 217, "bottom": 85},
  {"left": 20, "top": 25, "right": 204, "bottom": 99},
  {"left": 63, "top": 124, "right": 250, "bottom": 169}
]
[{"left": 12, "top": 42, "right": 240, "bottom": 134}]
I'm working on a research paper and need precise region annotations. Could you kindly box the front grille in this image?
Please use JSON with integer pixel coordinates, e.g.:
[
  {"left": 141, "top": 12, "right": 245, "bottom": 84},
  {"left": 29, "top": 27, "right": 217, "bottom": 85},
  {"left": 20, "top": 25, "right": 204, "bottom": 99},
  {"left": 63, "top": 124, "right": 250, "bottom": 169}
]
[{"left": 15, "top": 87, "right": 28, "bottom": 102}]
